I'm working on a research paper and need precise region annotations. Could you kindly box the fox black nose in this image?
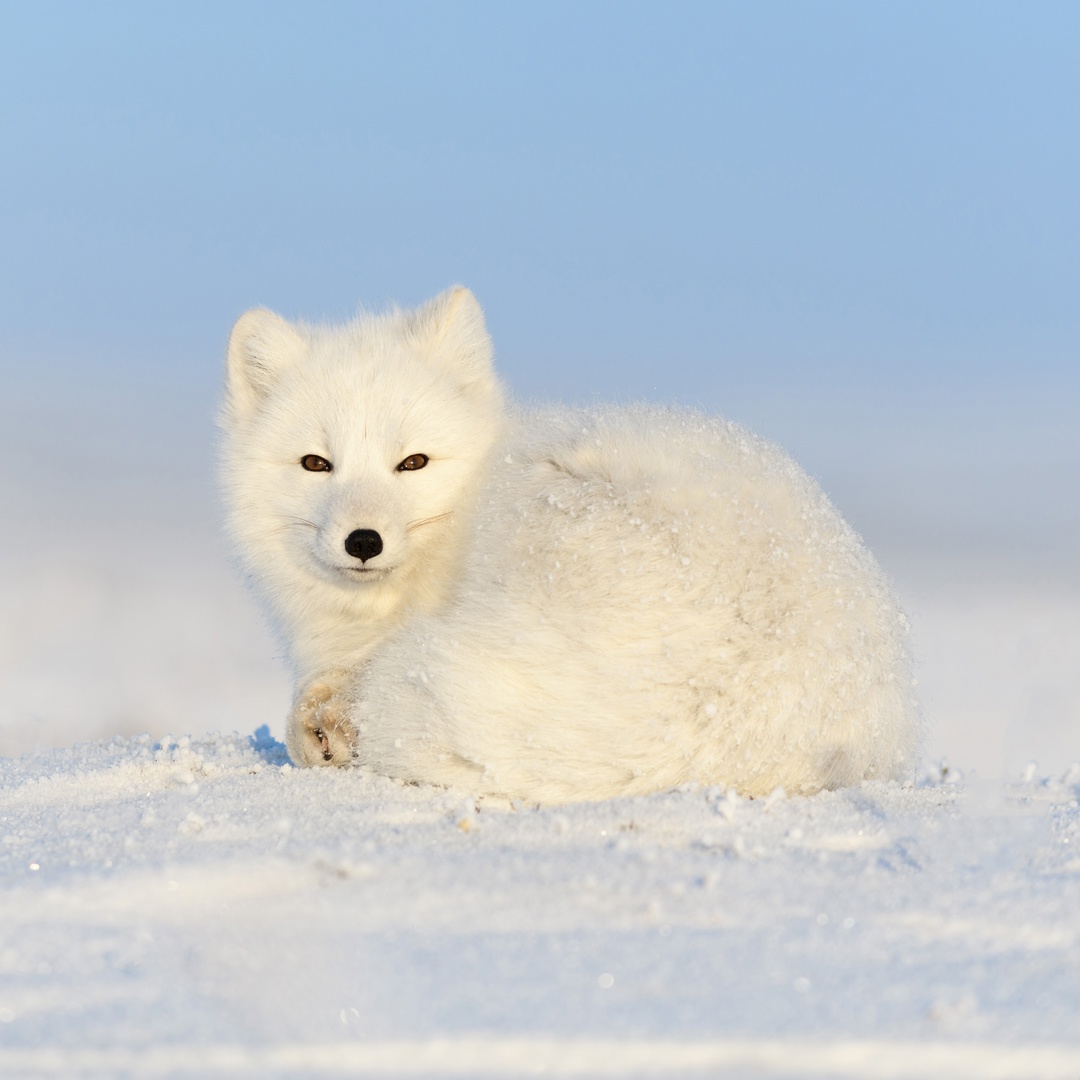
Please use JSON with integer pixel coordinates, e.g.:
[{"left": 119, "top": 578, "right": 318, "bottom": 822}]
[{"left": 344, "top": 529, "right": 383, "bottom": 563}]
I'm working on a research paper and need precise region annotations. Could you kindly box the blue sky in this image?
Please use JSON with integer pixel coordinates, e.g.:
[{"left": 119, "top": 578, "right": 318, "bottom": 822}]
[{"left": 1, "top": 1, "right": 1077, "bottom": 556}]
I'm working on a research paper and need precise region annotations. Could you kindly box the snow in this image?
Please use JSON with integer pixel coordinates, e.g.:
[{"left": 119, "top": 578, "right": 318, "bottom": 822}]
[
  {"left": 0, "top": 730, "right": 1078, "bottom": 1076},
  {"left": 2, "top": 390, "right": 1079, "bottom": 1076}
]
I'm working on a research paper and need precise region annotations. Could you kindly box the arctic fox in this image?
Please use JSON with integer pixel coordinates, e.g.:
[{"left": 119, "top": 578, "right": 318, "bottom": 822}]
[{"left": 222, "top": 287, "right": 918, "bottom": 801}]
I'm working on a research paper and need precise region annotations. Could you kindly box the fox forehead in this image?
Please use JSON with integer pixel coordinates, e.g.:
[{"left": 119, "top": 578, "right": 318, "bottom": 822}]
[{"left": 251, "top": 349, "right": 479, "bottom": 462}]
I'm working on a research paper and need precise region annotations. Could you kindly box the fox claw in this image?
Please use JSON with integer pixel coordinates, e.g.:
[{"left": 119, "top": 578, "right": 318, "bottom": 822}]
[{"left": 286, "top": 680, "right": 356, "bottom": 767}]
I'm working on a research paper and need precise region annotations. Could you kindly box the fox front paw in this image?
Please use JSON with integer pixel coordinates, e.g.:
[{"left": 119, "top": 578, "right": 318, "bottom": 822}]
[{"left": 286, "top": 680, "right": 357, "bottom": 768}]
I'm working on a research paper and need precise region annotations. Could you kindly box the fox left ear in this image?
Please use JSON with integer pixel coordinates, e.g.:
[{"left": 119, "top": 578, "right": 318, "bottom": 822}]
[{"left": 411, "top": 286, "right": 496, "bottom": 391}]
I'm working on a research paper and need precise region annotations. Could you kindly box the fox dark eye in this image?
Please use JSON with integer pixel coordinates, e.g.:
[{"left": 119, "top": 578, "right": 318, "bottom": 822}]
[
  {"left": 300, "top": 454, "right": 332, "bottom": 472},
  {"left": 397, "top": 454, "right": 429, "bottom": 472}
]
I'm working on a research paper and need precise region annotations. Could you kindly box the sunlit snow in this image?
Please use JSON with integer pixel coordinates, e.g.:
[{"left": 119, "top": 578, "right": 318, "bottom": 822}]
[{"left": 1, "top": 382, "right": 1078, "bottom": 1077}]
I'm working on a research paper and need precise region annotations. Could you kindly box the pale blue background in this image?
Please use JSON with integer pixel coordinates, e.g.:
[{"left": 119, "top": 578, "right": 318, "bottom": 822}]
[
  {"left": 0, "top": 1, "right": 1078, "bottom": 770},
  {"left": 3, "top": 0, "right": 1077, "bottom": 567},
  {"left": 3, "top": 1, "right": 1078, "bottom": 549}
]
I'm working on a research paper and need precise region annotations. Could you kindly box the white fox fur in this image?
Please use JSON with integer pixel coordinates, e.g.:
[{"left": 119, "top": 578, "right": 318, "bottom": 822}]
[{"left": 222, "top": 287, "right": 918, "bottom": 801}]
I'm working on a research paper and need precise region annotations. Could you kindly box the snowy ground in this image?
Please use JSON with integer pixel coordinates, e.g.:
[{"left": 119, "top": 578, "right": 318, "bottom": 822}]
[
  {"left": 0, "top": 732, "right": 1078, "bottom": 1077},
  {"left": 2, "top": 380, "right": 1079, "bottom": 1077}
]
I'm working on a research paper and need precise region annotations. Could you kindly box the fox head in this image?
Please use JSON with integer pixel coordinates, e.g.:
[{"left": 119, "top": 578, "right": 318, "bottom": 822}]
[{"left": 220, "top": 287, "right": 506, "bottom": 647}]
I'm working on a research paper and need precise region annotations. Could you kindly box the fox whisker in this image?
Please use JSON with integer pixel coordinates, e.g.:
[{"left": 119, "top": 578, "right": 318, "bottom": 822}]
[
  {"left": 277, "top": 517, "right": 319, "bottom": 532},
  {"left": 406, "top": 510, "right": 454, "bottom": 532}
]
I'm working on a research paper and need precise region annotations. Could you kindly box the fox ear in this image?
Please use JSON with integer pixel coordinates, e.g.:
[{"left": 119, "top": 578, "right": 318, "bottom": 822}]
[
  {"left": 411, "top": 286, "right": 495, "bottom": 389},
  {"left": 224, "top": 308, "right": 306, "bottom": 417}
]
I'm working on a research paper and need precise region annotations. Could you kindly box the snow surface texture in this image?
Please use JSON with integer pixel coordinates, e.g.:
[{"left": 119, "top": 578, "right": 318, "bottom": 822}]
[
  {"left": 2, "top": 381, "right": 1079, "bottom": 1076},
  {"left": 0, "top": 731, "right": 1078, "bottom": 1078}
]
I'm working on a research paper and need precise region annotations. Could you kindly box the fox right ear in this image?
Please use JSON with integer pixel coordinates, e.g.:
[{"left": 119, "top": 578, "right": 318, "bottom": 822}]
[
  {"left": 410, "top": 286, "right": 496, "bottom": 392},
  {"left": 224, "top": 308, "right": 306, "bottom": 417}
]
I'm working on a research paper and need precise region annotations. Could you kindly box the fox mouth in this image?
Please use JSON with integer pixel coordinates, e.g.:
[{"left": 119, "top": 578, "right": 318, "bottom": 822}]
[
  {"left": 309, "top": 556, "right": 394, "bottom": 583},
  {"left": 342, "top": 565, "right": 392, "bottom": 579}
]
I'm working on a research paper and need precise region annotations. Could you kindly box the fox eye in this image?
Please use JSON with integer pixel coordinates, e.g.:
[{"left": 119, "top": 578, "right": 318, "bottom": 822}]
[
  {"left": 397, "top": 454, "right": 429, "bottom": 472},
  {"left": 300, "top": 454, "right": 332, "bottom": 472}
]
